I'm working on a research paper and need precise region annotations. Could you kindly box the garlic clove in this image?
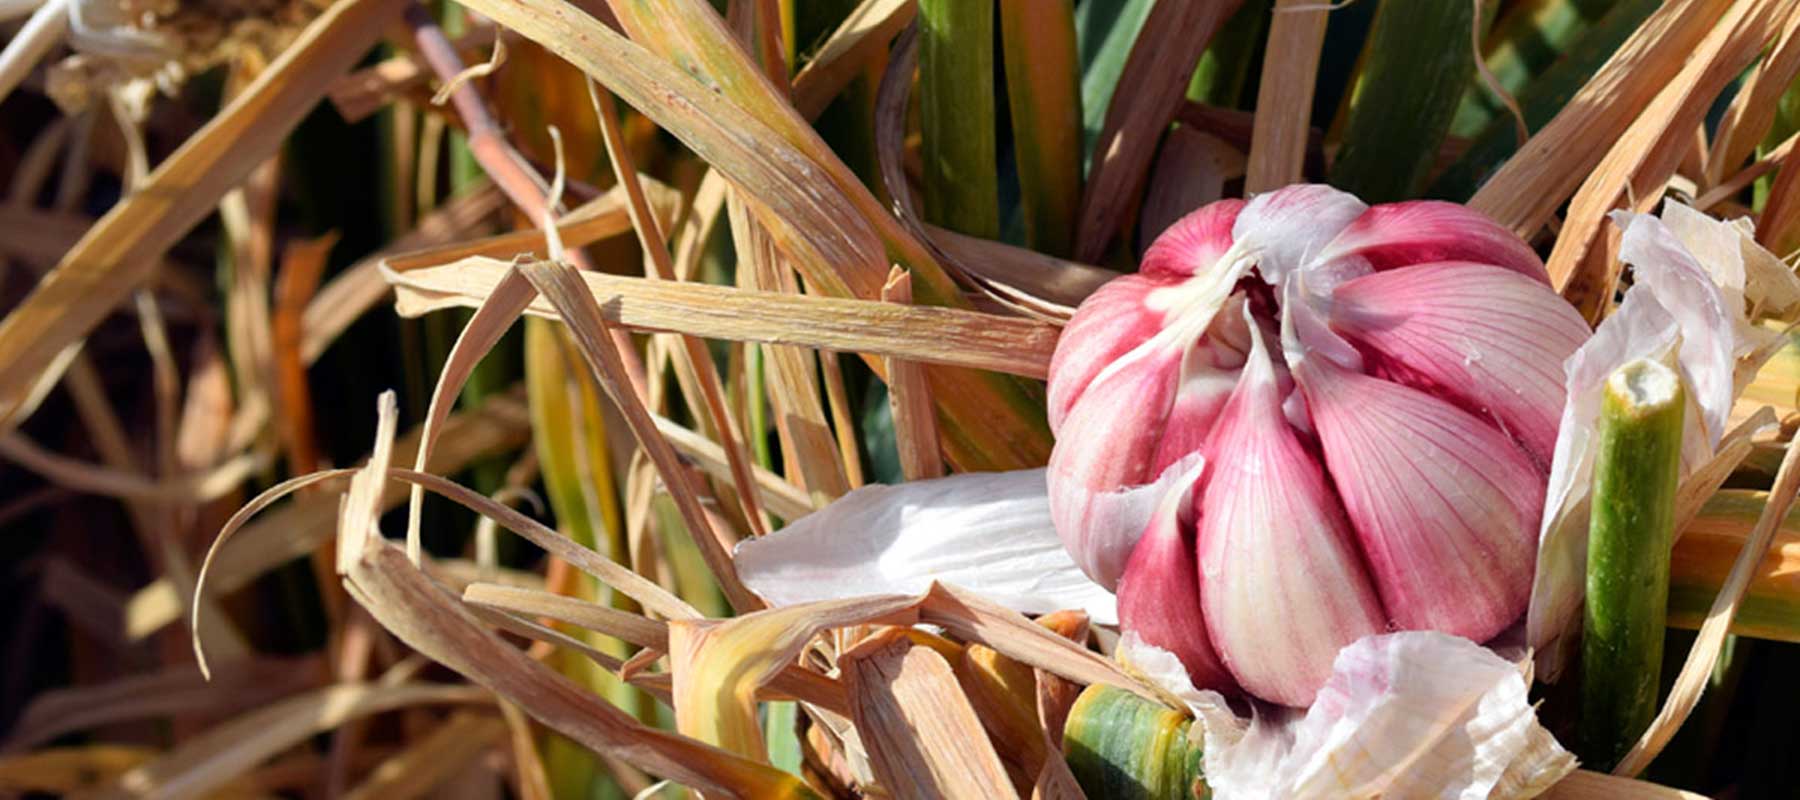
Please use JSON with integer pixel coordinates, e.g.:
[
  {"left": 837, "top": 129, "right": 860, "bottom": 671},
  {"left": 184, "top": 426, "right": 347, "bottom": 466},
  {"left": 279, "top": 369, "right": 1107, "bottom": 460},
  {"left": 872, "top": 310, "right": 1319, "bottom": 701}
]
[
  {"left": 1297, "top": 356, "right": 1544, "bottom": 642},
  {"left": 1329, "top": 261, "right": 1588, "bottom": 465},
  {"left": 1197, "top": 320, "right": 1387, "bottom": 706},
  {"left": 1314, "top": 200, "right": 1549, "bottom": 284},
  {"left": 1115, "top": 460, "right": 1236, "bottom": 694}
]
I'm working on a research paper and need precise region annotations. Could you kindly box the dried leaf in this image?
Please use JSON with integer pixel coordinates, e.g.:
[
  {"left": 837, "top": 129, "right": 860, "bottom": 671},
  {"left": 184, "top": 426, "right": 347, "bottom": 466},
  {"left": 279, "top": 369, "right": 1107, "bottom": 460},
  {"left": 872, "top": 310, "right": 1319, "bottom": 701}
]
[
  {"left": 1540, "top": 770, "right": 1710, "bottom": 799},
  {"left": 106, "top": 682, "right": 492, "bottom": 800},
  {"left": 463, "top": 582, "right": 670, "bottom": 651},
  {"left": 460, "top": 0, "right": 1054, "bottom": 474},
  {"left": 1545, "top": 0, "right": 1793, "bottom": 320},
  {"left": 1706, "top": 6, "right": 1800, "bottom": 187},
  {"left": 385, "top": 256, "right": 1059, "bottom": 379},
  {"left": 350, "top": 537, "right": 811, "bottom": 798},
  {"left": 1245, "top": 0, "right": 1330, "bottom": 193},
  {"left": 652, "top": 413, "right": 815, "bottom": 521},
  {"left": 5, "top": 657, "right": 323, "bottom": 751},
  {"left": 0, "top": 746, "right": 160, "bottom": 796},
  {"left": 341, "top": 713, "right": 509, "bottom": 800},
  {"left": 843, "top": 630, "right": 1021, "bottom": 800},
  {"left": 669, "top": 596, "right": 916, "bottom": 757},
  {"left": 1669, "top": 489, "right": 1800, "bottom": 642},
  {"left": 0, "top": 0, "right": 410, "bottom": 423},
  {"left": 137, "top": 389, "right": 531, "bottom": 640},
  {"left": 1074, "top": 0, "right": 1242, "bottom": 261},
  {"left": 1468, "top": 0, "right": 1737, "bottom": 235},
  {"left": 790, "top": 0, "right": 914, "bottom": 119},
  {"left": 881, "top": 268, "right": 942, "bottom": 480}
]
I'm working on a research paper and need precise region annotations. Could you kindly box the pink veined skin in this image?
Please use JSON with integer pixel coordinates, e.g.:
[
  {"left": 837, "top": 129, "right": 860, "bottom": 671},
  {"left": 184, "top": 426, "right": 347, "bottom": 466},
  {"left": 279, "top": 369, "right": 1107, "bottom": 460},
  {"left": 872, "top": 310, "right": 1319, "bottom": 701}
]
[{"left": 1052, "top": 185, "right": 1590, "bottom": 706}]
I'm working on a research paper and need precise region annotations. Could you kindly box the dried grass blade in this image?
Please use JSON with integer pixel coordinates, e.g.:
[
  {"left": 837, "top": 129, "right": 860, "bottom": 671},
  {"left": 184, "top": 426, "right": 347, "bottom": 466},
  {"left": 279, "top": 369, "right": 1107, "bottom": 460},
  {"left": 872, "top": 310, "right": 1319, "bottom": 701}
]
[
  {"left": 149, "top": 390, "right": 531, "bottom": 640},
  {"left": 918, "top": 584, "right": 1150, "bottom": 700},
  {"left": 462, "top": 0, "right": 882, "bottom": 299},
  {"left": 791, "top": 0, "right": 915, "bottom": 119},
  {"left": 381, "top": 179, "right": 681, "bottom": 273},
  {"left": 404, "top": 266, "right": 539, "bottom": 564},
  {"left": 458, "top": 0, "right": 1054, "bottom": 473},
  {"left": 818, "top": 349, "right": 867, "bottom": 489},
  {"left": 882, "top": 268, "right": 942, "bottom": 480},
  {"left": 0, "top": 0, "right": 409, "bottom": 417},
  {"left": 516, "top": 258, "right": 764, "bottom": 612},
  {"left": 273, "top": 233, "right": 338, "bottom": 474},
  {"left": 4, "top": 657, "right": 323, "bottom": 751},
  {"left": 651, "top": 414, "right": 814, "bottom": 521},
  {"left": 669, "top": 596, "right": 917, "bottom": 758},
  {"left": 0, "top": 746, "right": 162, "bottom": 797},
  {"left": 1613, "top": 437, "right": 1800, "bottom": 776},
  {"left": 872, "top": 27, "right": 1099, "bottom": 325},
  {"left": 1074, "top": 0, "right": 1242, "bottom": 261},
  {"left": 598, "top": 0, "right": 961, "bottom": 298},
  {"left": 924, "top": 224, "right": 1113, "bottom": 316},
  {"left": 1541, "top": 769, "right": 1710, "bottom": 799},
  {"left": 0, "top": 434, "right": 265, "bottom": 503},
  {"left": 1759, "top": 135, "right": 1800, "bottom": 253},
  {"left": 386, "top": 256, "right": 1060, "bottom": 379},
  {"left": 842, "top": 630, "right": 1021, "bottom": 800},
  {"left": 732, "top": 201, "right": 851, "bottom": 504},
  {"left": 590, "top": 82, "right": 767, "bottom": 535},
  {"left": 343, "top": 540, "right": 814, "bottom": 798},
  {"left": 958, "top": 642, "right": 1046, "bottom": 792},
  {"left": 104, "top": 682, "right": 491, "bottom": 800},
  {"left": 0, "top": 340, "right": 78, "bottom": 435},
  {"left": 341, "top": 713, "right": 508, "bottom": 800},
  {"left": 464, "top": 582, "right": 670, "bottom": 651},
  {"left": 1695, "top": 131, "right": 1799, "bottom": 212},
  {"left": 1245, "top": 0, "right": 1331, "bottom": 193},
  {"left": 471, "top": 604, "right": 629, "bottom": 673},
  {"left": 327, "top": 26, "right": 498, "bottom": 122},
  {"left": 498, "top": 701, "right": 555, "bottom": 800},
  {"left": 1468, "top": 0, "right": 1737, "bottom": 234},
  {"left": 1546, "top": 0, "right": 1793, "bottom": 320},
  {"left": 1706, "top": 5, "right": 1800, "bottom": 187},
  {"left": 1670, "top": 489, "right": 1800, "bottom": 642},
  {"left": 395, "top": 469, "right": 700, "bottom": 622},
  {"left": 1033, "top": 611, "right": 1089, "bottom": 753},
  {"left": 0, "top": 0, "right": 66, "bottom": 105}
]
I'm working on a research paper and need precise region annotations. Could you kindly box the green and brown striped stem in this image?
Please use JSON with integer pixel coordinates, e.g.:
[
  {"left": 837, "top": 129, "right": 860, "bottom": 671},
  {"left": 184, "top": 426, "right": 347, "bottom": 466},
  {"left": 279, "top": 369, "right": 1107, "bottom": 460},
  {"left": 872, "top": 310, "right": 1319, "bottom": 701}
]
[{"left": 1063, "top": 684, "right": 1207, "bottom": 800}]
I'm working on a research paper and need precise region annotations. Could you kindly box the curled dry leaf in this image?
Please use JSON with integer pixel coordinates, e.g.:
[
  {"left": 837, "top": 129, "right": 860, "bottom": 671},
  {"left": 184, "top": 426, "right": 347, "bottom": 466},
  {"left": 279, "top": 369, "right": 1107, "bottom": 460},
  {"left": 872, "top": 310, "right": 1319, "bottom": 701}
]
[
  {"left": 136, "top": 388, "right": 531, "bottom": 640},
  {"left": 277, "top": 394, "right": 823, "bottom": 799}
]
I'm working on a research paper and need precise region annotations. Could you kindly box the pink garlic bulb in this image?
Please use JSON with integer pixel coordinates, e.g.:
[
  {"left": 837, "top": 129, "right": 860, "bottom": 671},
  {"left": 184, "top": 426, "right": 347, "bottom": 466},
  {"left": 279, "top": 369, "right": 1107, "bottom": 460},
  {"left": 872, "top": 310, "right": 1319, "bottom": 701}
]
[{"left": 1048, "top": 185, "right": 1589, "bottom": 706}]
